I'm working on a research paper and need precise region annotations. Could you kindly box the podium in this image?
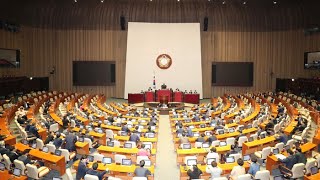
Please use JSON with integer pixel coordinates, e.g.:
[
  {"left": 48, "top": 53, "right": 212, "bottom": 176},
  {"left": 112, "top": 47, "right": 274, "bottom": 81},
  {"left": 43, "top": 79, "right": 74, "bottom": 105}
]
[
  {"left": 173, "top": 91, "right": 183, "bottom": 102},
  {"left": 145, "top": 91, "right": 155, "bottom": 102},
  {"left": 156, "top": 90, "right": 172, "bottom": 102},
  {"left": 185, "top": 93, "right": 200, "bottom": 104},
  {"left": 159, "top": 95, "right": 169, "bottom": 104}
]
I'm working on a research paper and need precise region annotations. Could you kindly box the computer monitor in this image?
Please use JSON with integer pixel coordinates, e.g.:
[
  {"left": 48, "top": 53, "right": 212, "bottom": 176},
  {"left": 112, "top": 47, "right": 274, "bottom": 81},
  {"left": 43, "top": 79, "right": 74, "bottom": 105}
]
[
  {"left": 78, "top": 137, "right": 84, "bottom": 142},
  {"left": 124, "top": 143, "right": 132, "bottom": 149},
  {"left": 116, "top": 123, "right": 121, "bottom": 127},
  {"left": 185, "top": 119, "right": 191, "bottom": 123},
  {"left": 273, "top": 148, "right": 279, "bottom": 155},
  {"left": 42, "top": 146, "right": 49, "bottom": 153},
  {"left": 229, "top": 128, "right": 235, "bottom": 133},
  {"left": 0, "top": 162, "right": 5, "bottom": 170},
  {"left": 247, "top": 124, "right": 252, "bottom": 129},
  {"left": 260, "top": 134, "right": 266, "bottom": 139},
  {"left": 238, "top": 126, "right": 244, "bottom": 131},
  {"left": 87, "top": 155, "right": 94, "bottom": 162},
  {"left": 273, "top": 175, "right": 284, "bottom": 180},
  {"left": 79, "top": 125, "right": 84, "bottom": 129},
  {"left": 311, "top": 166, "right": 319, "bottom": 175},
  {"left": 21, "top": 139, "right": 28, "bottom": 145},
  {"left": 248, "top": 137, "right": 254, "bottom": 142},
  {"left": 121, "top": 132, "right": 128, "bottom": 136},
  {"left": 146, "top": 133, "right": 155, "bottom": 138},
  {"left": 219, "top": 142, "right": 227, "bottom": 146},
  {"left": 88, "top": 127, "right": 93, "bottom": 131},
  {"left": 107, "top": 141, "right": 114, "bottom": 147},
  {"left": 202, "top": 143, "right": 210, "bottom": 148},
  {"left": 31, "top": 143, "right": 37, "bottom": 149},
  {"left": 54, "top": 149, "right": 62, "bottom": 156},
  {"left": 284, "top": 145, "right": 291, "bottom": 151},
  {"left": 226, "top": 157, "right": 235, "bottom": 163},
  {"left": 98, "top": 129, "right": 103, "bottom": 134},
  {"left": 144, "top": 144, "right": 151, "bottom": 150},
  {"left": 102, "top": 157, "right": 112, "bottom": 164},
  {"left": 243, "top": 155, "right": 250, "bottom": 161},
  {"left": 13, "top": 168, "right": 21, "bottom": 177},
  {"left": 218, "top": 130, "right": 224, "bottom": 135},
  {"left": 187, "top": 159, "right": 197, "bottom": 166},
  {"left": 200, "top": 124, "right": 205, "bottom": 128},
  {"left": 182, "top": 144, "right": 192, "bottom": 149},
  {"left": 206, "top": 158, "right": 216, "bottom": 165},
  {"left": 189, "top": 126, "right": 194, "bottom": 129},
  {"left": 193, "top": 133, "right": 200, "bottom": 137},
  {"left": 122, "top": 159, "right": 132, "bottom": 166},
  {"left": 144, "top": 159, "right": 152, "bottom": 167}
]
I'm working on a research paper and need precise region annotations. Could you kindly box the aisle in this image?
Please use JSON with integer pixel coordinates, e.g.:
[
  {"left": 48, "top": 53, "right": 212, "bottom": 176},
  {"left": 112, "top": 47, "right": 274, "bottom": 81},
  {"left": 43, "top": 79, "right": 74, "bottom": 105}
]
[{"left": 154, "top": 115, "right": 180, "bottom": 180}]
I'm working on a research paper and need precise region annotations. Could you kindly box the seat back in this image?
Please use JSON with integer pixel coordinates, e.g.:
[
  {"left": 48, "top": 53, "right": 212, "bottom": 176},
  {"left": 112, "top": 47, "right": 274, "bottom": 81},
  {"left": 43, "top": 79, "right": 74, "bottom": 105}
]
[
  {"left": 60, "top": 149, "right": 71, "bottom": 162},
  {"left": 195, "top": 142, "right": 203, "bottom": 148},
  {"left": 14, "top": 160, "right": 26, "bottom": 175},
  {"left": 211, "top": 177, "right": 227, "bottom": 180},
  {"left": 26, "top": 164, "right": 39, "bottom": 179},
  {"left": 142, "top": 142, "right": 152, "bottom": 149},
  {"left": 275, "top": 142, "right": 284, "bottom": 152},
  {"left": 84, "top": 138, "right": 93, "bottom": 148},
  {"left": 66, "top": 168, "right": 73, "bottom": 180},
  {"left": 93, "top": 153, "right": 104, "bottom": 162},
  {"left": 229, "top": 153, "right": 242, "bottom": 162},
  {"left": 226, "top": 137, "right": 235, "bottom": 145},
  {"left": 305, "top": 158, "right": 317, "bottom": 174},
  {"left": 46, "top": 143, "right": 56, "bottom": 153},
  {"left": 291, "top": 163, "right": 305, "bottom": 178},
  {"left": 36, "top": 138, "right": 44, "bottom": 149},
  {"left": 49, "top": 123, "right": 59, "bottom": 132},
  {"left": 84, "top": 174, "right": 99, "bottom": 180},
  {"left": 132, "top": 177, "right": 148, "bottom": 180},
  {"left": 136, "top": 156, "right": 149, "bottom": 165},
  {"left": 211, "top": 140, "right": 220, "bottom": 147},
  {"left": 261, "top": 147, "right": 272, "bottom": 159},
  {"left": 286, "top": 139, "right": 295, "bottom": 148},
  {"left": 254, "top": 170, "right": 270, "bottom": 180},
  {"left": 3, "top": 154, "right": 12, "bottom": 170},
  {"left": 105, "top": 129, "right": 114, "bottom": 139},
  {"left": 126, "top": 141, "right": 136, "bottom": 148},
  {"left": 115, "top": 154, "right": 126, "bottom": 164},
  {"left": 238, "top": 136, "right": 248, "bottom": 147},
  {"left": 237, "top": 174, "right": 252, "bottom": 180}
]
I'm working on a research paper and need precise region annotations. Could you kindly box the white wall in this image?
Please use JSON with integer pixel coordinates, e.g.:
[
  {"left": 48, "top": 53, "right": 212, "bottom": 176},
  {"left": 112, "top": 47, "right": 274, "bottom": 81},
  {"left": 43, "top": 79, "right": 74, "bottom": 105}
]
[{"left": 124, "top": 22, "right": 203, "bottom": 99}]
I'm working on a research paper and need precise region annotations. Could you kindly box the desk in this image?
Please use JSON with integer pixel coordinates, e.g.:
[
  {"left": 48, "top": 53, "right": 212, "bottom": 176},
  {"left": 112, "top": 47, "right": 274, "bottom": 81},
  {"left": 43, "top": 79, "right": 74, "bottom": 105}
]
[
  {"left": 128, "top": 93, "right": 145, "bottom": 104},
  {"left": 0, "top": 170, "right": 28, "bottom": 180},
  {"left": 304, "top": 173, "right": 320, "bottom": 180},
  {"left": 242, "top": 136, "right": 276, "bottom": 155},
  {"left": 15, "top": 143, "right": 66, "bottom": 175},
  {"left": 97, "top": 146, "right": 157, "bottom": 155},
  {"left": 284, "top": 120, "right": 298, "bottom": 135},
  {"left": 75, "top": 142, "right": 89, "bottom": 155},
  {"left": 184, "top": 94, "right": 200, "bottom": 104},
  {"left": 174, "top": 91, "right": 184, "bottom": 102},
  {"left": 145, "top": 91, "right": 155, "bottom": 102}
]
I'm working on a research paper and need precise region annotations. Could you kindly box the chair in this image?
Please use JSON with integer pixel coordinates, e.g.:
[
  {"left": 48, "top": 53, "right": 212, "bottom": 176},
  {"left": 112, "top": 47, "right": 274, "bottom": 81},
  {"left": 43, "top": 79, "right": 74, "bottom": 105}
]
[
  {"left": 49, "top": 123, "right": 59, "bottom": 132},
  {"left": 46, "top": 143, "right": 56, "bottom": 153},
  {"left": 136, "top": 156, "right": 149, "bottom": 165},
  {"left": 126, "top": 141, "right": 137, "bottom": 148},
  {"left": 226, "top": 137, "right": 235, "bottom": 146},
  {"left": 60, "top": 149, "right": 76, "bottom": 163},
  {"left": 93, "top": 153, "right": 104, "bottom": 162},
  {"left": 275, "top": 142, "right": 284, "bottom": 152},
  {"left": 26, "top": 164, "right": 50, "bottom": 179},
  {"left": 14, "top": 160, "right": 26, "bottom": 175},
  {"left": 3, "top": 154, "right": 12, "bottom": 170},
  {"left": 142, "top": 142, "right": 153, "bottom": 149},
  {"left": 211, "top": 140, "right": 220, "bottom": 147},
  {"left": 70, "top": 120, "right": 76, "bottom": 128},
  {"left": 238, "top": 136, "right": 248, "bottom": 148},
  {"left": 305, "top": 158, "right": 317, "bottom": 174},
  {"left": 254, "top": 147, "right": 271, "bottom": 163},
  {"left": 286, "top": 139, "right": 296, "bottom": 148},
  {"left": 36, "top": 138, "right": 44, "bottom": 149},
  {"left": 113, "top": 140, "right": 121, "bottom": 147},
  {"left": 212, "top": 177, "right": 228, "bottom": 180},
  {"left": 84, "top": 138, "right": 93, "bottom": 149},
  {"left": 84, "top": 174, "right": 99, "bottom": 180},
  {"left": 105, "top": 129, "right": 114, "bottom": 139},
  {"left": 115, "top": 154, "right": 127, "bottom": 164},
  {"left": 237, "top": 174, "right": 252, "bottom": 180},
  {"left": 274, "top": 124, "right": 280, "bottom": 133},
  {"left": 280, "top": 163, "right": 305, "bottom": 179},
  {"left": 132, "top": 177, "right": 148, "bottom": 180},
  {"left": 250, "top": 134, "right": 258, "bottom": 141},
  {"left": 292, "top": 128, "right": 309, "bottom": 141},
  {"left": 229, "top": 153, "right": 242, "bottom": 162},
  {"left": 254, "top": 170, "right": 270, "bottom": 180},
  {"left": 65, "top": 168, "right": 73, "bottom": 180},
  {"left": 195, "top": 142, "right": 203, "bottom": 148}
]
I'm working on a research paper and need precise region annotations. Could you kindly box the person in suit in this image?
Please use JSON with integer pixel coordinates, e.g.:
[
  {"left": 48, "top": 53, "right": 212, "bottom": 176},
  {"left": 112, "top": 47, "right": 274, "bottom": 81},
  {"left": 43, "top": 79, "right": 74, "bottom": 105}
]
[
  {"left": 44, "top": 131, "right": 55, "bottom": 144},
  {"left": 176, "top": 125, "right": 184, "bottom": 135},
  {"left": 86, "top": 162, "right": 108, "bottom": 180},
  {"left": 295, "top": 147, "right": 307, "bottom": 164},
  {"left": 53, "top": 133, "right": 63, "bottom": 148},
  {"left": 134, "top": 160, "right": 152, "bottom": 177},
  {"left": 279, "top": 149, "right": 298, "bottom": 174},
  {"left": 195, "top": 133, "right": 206, "bottom": 143},
  {"left": 187, "top": 165, "right": 202, "bottom": 179},
  {"left": 6, "top": 146, "right": 20, "bottom": 162},
  {"left": 207, "top": 134, "right": 217, "bottom": 145},
  {"left": 121, "top": 123, "right": 130, "bottom": 132},
  {"left": 17, "top": 149, "right": 33, "bottom": 165},
  {"left": 76, "top": 155, "right": 89, "bottom": 180},
  {"left": 129, "top": 132, "right": 140, "bottom": 143},
  {"left": 65, "top": 131, "right": 77, "bottom": 152},
  {"left": 29, "top": 123, "right": 40, "bottom": 138}
]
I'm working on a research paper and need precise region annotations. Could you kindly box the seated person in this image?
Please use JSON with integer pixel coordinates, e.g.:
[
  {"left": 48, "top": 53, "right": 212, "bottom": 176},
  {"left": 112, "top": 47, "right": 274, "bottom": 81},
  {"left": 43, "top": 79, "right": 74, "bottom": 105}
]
[
  {"left": 278, "top": 149, "right": 298, "bottom": 174},
  {"left": 18, "top": 149, "right": 33, "bottom": 165},
  {"left": 230, "top": 158, "right": 246, "bottom": 179},
  {"left": 129, "top": 132, "right": 140, "bottom": 144},
  {"left": 195, "top": 133, "right": 206, "bottom": 143},
  {"left": 86, "top": 162, "right": 108, "bottom": 180},
  {"left": 53, "top": 132, "right": 63, "bottom": 148},
  {"left": 295, "top": 147, "right": 307, "bottom": 164},
  {"left": 206, "top": 161, "right": 222, "bottom": 179},
  {"left": 44, "top": 131, "right": 55, "bottom": 144},
  {"left": 248, "top": 156, "right": 260, "bottom": 176},
  {"left": 176, "top": 125, "right": 184, "bottom": 135},
  {"left": 134, "top": 160, "right": 151, "bottom": 177},
  {"left": 137, "top": 144, "right": 150, "bottom": 157},
  {"left": 207, "top": 134, "right": 217, "bottom": 145},
  {"left": 187, "top": 165, "right": 202, "bottom": 179},
  {"left": 121, "top": 123, "right": 130, "bottom": 132},
  {"left": 76, "top": 155, "right": 89, "bottom": 180},
  {"left": 206, "top": 147, "right": 220, "bottom": 162},
  {"left": 145, "top": 126, "right": 155, "bottom": 134},
  {"left": 179, "top": 133, "right": 189, "bottom": 144}
]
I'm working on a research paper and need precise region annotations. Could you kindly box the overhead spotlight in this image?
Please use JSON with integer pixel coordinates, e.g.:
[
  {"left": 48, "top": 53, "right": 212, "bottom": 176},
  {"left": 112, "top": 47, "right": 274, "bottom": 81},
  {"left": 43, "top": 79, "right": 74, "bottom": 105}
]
[
  {"left": 292, "top": 79, "right": 295, "bottom": 82},
  {"left": 243, "top": 1, "right": 246, "bottom": 4},
  {"left": 74, "top": 0, "right": 77, "bottom": 2},
  {"left": 29, "top": 77, "right": 33, "bottom": 80},
  {"left": 208, "top": 0, "right": 210, "bottom": 1},
  {"left": 222, "top": 1, "right": 225, "bottom": 4},
  {"left": 101, "top": 0, "right": 104, "bottom": 2},
  {"left": 177, "top": 0, "right": 180, "bottom": 2},
  {"left": 273, "top": 1, "right": 277, "bottom": 4}
]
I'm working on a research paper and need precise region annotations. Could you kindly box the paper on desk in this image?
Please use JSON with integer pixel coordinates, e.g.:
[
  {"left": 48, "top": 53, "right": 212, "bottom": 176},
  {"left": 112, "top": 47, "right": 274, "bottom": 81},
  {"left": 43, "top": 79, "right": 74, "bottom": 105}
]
[{"left": 275, "top": 154, "right": 286, "bottom": 160}]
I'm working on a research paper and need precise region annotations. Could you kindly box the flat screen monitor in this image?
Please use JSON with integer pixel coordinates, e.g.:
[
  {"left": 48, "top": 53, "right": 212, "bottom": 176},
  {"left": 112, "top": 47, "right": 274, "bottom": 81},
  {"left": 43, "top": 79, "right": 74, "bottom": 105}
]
[
  {"left": 98, "top": 129, "right": 103, "bottom": 134},
  {"left": 13, "top": 168, "right": 21, "bottom": 176},
  {"left": 31, "top": 143, "right": 37, "bottom": 149},
  {"left": 0, "top": 162, "right": 5, "bottom": 170},
  {"left": 187, "top": 159, "right": 197, "bottom": 166},
  {"left": 52, "top": 178, "right": 63, "bottom": 180},
  {"left": 200, "top": 124, "right": 205, "bottom": 128},
  {"left": 207, "top": 158, "right": 216, "bottom": 165},
  {"left": 87, "top": 155, "right": 94, "bottom": 162},
  {"left": 79, "top": 125, "right": 84, "bottom": 129},
  {"left": 202, "top": 143, "right": 210, "bottom": 148},
  {"left": 78, "top": 137, "right": 84, "bottom": 142},
  {"left": 102, "top": 157, "right": 112, "bottom": 164},
  {"left": 247, "top": 124, "right": 252, "bottom": 129},
  {"left": 144, "top": 159, "right": 152, "bottom": 167},
  {"left": 88, "top": 127, "right": 93, "bottom": 131},
  {"left": 42, "top": 146, "right": 49, "bottom": 153},
  {"left": 273, "top": 148, "right": 279, "bottom": 155},
  {"left": 146, "top": 133, "right": 155, "bottom": 138},
  {"left": 226, "top": 157, "right": 235, "bottom": 163},
  {"left": 218, "top": 130, "right": 224, "bottom": 135},
  {"left": 219, "top": 142, "right": 227, "bottom": 146},
  {"left": 121, "top": 132, "right": 128, "bottom": 136},
  {"left": 248, "top": 137, "right": 254, "bottom": 142},
  {"left": 144, "top": 144, "right": 151, "bottom": 150},
  {"left": 311, "top": 166, "right": 319, "bottom": 175},
  {"left": 54, "top": 150, "right": 62, "bottom": 156},
  {"left": 122, "top": 159, "right": 132, "bottom": 166},
  {"left": 229, "top": 128, "right": 235, "bottom": 133},
  {"left": 124, "top": 143, "right": 132, "bottom": 149},
  {"left": 238, "top": 126, "right": 244, "bottom": 131},
  {"left": 243, "top": 155, "right": 250, "bottom": 161},
  {"left": 260, "top": 134, "right": 266, "bottom": 139},
  {"left": 107, "top": 141, "right": 114, "bottom": 147},
  {"left": 189, "top": 126, "right": 194, "bottom": 129},
  {"left": 182, "top": 144, "right": 191, "bottom": 149},
  {"left": 205, "top": 132, "right": 212, "bottom": 136},
  {"left": 193, "top": 133, "right": 200, "bottom": 137}
]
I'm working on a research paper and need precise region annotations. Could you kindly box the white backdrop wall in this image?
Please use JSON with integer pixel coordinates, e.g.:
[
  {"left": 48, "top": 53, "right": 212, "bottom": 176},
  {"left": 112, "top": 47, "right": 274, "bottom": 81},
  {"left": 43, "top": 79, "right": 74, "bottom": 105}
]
[{"left": 124, "top": 22, "right": 203, "bottom": 99}]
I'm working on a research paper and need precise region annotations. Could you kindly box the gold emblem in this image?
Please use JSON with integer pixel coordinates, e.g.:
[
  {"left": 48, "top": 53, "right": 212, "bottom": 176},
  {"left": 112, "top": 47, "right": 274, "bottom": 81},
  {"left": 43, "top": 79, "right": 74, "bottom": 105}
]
[{"left": 156, "top": 54, "right": 172, "bottom": 69}]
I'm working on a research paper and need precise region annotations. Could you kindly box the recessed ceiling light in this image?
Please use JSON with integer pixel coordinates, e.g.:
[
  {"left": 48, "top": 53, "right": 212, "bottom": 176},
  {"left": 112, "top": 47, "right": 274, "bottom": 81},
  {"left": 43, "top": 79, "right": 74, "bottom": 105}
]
[
  {"left": 101, "top": 0, "right": 104, "bottom": 3},
  {"left": 243, "top": 1, "right": 246, "bottom": 5},
  {"left": 273, "top": 1, "right": 277, "bottom": 4},
  {"left": 74, "top": 0, "right": 77, "bottom": 2},
  {"left": 222, "top": 1, "right": 226, "bottom": 4}
]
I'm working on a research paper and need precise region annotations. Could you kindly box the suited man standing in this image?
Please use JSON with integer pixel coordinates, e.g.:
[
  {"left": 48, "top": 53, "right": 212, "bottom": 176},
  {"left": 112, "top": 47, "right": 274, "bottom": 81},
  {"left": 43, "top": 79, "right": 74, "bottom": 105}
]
[
  {"left": 76, "top": 156, "right": 89, "bottom": 180},
  {"left": 65, "top": 131, "right": 77, "bottom": 152}
]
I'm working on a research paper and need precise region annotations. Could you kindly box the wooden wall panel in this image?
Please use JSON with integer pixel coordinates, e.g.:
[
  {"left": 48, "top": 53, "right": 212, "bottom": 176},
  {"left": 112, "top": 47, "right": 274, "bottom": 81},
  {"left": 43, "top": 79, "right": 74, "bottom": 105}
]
[{"left": 1, "top": 28, "right": 320, "bottom": 98}]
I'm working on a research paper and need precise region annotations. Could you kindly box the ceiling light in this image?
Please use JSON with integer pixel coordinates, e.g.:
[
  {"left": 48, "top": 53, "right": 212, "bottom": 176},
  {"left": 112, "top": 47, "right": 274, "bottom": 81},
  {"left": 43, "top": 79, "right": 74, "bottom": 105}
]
[
  {"left": 273, "top": 1, "right": 277, "bottom": 4},
  {"left": 74, "top": 0, "right": 77, "bottom": 2},
  {"left": 243, "top": 1, "right": 246, "bottom": 4},
  {"left": 222, "top": 1, "right": 225, "bottom": 4},
  {"left": 177, "top": 0, "right": 180, "bottom": 2},
  {"left": 101, "top": 0, "right": 104, "bottom": 2}
]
